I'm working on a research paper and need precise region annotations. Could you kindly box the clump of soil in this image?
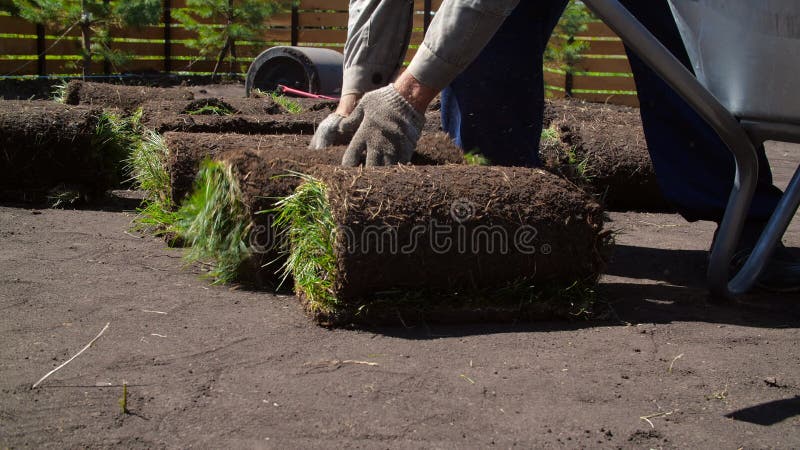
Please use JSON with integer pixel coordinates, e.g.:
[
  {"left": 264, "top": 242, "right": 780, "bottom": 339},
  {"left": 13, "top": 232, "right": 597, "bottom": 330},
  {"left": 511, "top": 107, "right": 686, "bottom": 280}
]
[
  {"left": 165, "top": 131, "right": 464, "bottom": 205},
  {"left": 63, "top": 80, "right": 194, "bottom": 113},
  {"left": 0, "top": 100, "right": 124, "bottom": 202},
  {"left": 281, "top": 165, "right": 607, "bottom": 326},
  {"left": 541, "top": 99, "right": 668, "bottom": 211}
]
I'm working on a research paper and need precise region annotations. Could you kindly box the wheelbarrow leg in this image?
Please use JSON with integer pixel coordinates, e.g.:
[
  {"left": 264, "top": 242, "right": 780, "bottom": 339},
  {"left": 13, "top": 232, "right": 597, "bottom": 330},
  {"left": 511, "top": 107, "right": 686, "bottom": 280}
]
[
  {"left": 722, "top": 164, "right": 800, "bottom": 295},
  {"left": 583, "top": 0, "right": 766, "bottom": 299}
]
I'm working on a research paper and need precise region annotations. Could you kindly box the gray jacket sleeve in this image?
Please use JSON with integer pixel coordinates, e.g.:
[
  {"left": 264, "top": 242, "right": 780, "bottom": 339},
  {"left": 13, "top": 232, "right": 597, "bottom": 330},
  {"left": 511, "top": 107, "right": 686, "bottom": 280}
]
[
  {"left": 407, "top": 0, "right": 520, "bottom": 91},
  {"left": 342, "top": 0, "right": 414, "bottom": 96}
]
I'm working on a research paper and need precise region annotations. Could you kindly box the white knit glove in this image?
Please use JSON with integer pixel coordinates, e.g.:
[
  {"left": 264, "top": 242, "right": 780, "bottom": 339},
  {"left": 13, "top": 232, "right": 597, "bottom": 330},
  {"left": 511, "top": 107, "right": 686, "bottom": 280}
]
[
  {"left": 309, "top": 113, "right": 357, "bottom": 149},
  {"left": 341, "top": 85, "right": 426, "bottom": 166}
]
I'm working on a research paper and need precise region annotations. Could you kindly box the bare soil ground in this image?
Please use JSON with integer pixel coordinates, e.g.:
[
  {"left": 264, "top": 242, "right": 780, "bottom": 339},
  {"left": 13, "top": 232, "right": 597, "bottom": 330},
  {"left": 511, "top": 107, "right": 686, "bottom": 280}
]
[{"left": 1, "top": 144, "right": 799, "bottom": 449}]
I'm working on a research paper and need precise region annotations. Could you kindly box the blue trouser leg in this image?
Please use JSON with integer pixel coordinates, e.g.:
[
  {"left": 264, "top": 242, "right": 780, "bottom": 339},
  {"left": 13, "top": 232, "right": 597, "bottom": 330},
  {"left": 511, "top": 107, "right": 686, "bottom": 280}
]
[
  {"left": 440, "top": 0, "right": 568, "bottom": 167},
  {"left": 620, "top": 0, "right": 783, "bottom": 223}
]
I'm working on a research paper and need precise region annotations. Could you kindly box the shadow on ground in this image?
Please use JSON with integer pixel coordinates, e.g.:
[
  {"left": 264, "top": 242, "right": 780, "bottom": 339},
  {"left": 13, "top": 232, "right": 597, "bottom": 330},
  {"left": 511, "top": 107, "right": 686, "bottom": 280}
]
[
  {"left": 371, "top": 241, "right": 800, "bottom": 340},
  {"left": 726, "top": 396, "right": 800, "bottom": 426}
]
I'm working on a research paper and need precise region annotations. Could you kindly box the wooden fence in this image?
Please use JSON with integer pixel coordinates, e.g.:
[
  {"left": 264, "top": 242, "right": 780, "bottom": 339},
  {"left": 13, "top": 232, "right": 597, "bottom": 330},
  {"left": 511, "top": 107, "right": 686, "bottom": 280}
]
[{"left": 0, "top": 0, "right": 638, "bottom": 106}]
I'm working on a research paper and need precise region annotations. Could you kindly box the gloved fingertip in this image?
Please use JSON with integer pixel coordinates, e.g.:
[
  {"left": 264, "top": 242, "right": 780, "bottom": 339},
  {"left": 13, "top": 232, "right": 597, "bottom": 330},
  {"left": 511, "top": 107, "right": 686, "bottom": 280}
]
[
  {"left": 365, "top": 149, "right": 383, "bottom": 167},
  {"left": 342, "top": 142, "right": 366, "bottom": 167}
]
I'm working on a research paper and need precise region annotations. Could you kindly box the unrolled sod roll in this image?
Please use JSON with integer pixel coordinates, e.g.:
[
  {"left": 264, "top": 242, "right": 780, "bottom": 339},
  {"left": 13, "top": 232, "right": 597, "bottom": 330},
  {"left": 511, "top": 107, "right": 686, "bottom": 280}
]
[
  {"left": 276, "top": 165, "right": 608, "bottom": 326},
  {"left": 140, "top": 97, "right": 286, "bottom": 119},
  {"left": 142, "top": 107, "right": 331, "bottom": 135},
  {"left": 63, "top": 80, "right": 194, "bottom": 113}
]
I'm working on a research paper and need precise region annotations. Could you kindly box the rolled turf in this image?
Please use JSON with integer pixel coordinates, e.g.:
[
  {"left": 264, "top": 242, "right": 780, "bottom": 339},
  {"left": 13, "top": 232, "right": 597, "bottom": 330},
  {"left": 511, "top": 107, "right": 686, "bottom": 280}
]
[
  {"left": 167, "top": 132, "right": 466, "bottom": 287},
  {"left": 62, "top": 80, "right": 194, "bottom": 113},
  {"left": 0, "top": 100, "right": 134, "bottom": 202},
  {"left": 275, "top": 165, "right": 607, "bottom": 326},
  {"left": 540, "top": 99, "right": 668, "bottom": 211},
  {"left": 164, "top": 131, "right": 466, "bottom": 205}
]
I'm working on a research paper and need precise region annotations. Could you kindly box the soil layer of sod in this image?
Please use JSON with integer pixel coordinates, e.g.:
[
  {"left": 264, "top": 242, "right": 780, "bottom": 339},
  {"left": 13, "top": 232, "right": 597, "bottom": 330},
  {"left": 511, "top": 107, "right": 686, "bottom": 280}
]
[
  {"left": 63, "top": 80, "right": 194, "bottom": 113},
  {"left": 0, "top": 101, "right": 127, "bottom": 202},
  {"left": 141, "top": 99, "right": 332, "bottom": 134},
  {"left": 165, "top": 131, "right": 465, "bottom": 205},
  {"left": 171, "top": 132, "right": 465, "bottom": 287},
  {"left": 277, "top": 165, "right": 607, "bottom": 326},
  {"left": 541, "top": 100, "right": 668, "bottom": 211}
]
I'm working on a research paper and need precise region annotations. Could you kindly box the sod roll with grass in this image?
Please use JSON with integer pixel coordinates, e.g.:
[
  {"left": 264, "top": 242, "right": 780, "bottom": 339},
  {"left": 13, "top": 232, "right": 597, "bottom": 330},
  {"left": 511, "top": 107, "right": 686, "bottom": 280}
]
[
  {"left": 540, "top": 99, "right": 667, "bottom": 211},
  {"left": 175, "top": 147, "right": 342, "bottom": 286},
  {"left": 62, "top": 80, "right": 194, "bottom": 113},
  {"left": 164, "top": 131, "right": 465, "bottom": 205},
  {"left": 168, "top": 132, "right": 466, "bottom": 285},
  {"left": 275, "top": 165, "right": 607, "bottom": 326},
  {"left": 0, "top": 100, "right": 136, "bottom": 202},
  {"left": 140, "top": 99, "right": 331, "bottom": 134}
]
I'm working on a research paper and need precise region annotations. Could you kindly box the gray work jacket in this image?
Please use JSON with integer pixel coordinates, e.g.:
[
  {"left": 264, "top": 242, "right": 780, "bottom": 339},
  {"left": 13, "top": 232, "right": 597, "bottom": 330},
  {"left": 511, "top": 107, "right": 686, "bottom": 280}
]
[{"left": 343, "top": 0, "right": 519, "bottom": 95}]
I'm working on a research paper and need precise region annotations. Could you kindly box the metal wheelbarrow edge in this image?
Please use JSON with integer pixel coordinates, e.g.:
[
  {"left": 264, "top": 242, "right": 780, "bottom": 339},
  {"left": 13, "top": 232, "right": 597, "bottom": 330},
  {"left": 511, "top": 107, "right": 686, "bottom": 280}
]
[{"left": 583, "top": 0, "right": 800, "bottom": 299}]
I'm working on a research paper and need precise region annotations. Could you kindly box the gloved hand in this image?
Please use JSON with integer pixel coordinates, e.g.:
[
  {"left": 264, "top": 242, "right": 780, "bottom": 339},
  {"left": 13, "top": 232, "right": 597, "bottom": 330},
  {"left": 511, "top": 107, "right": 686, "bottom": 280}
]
[
  {"left": 308, "top": 113, "right": 357, "bottom": 149},
  {"left": 341, "top": 84, "right": 426, "bottom": 167}
]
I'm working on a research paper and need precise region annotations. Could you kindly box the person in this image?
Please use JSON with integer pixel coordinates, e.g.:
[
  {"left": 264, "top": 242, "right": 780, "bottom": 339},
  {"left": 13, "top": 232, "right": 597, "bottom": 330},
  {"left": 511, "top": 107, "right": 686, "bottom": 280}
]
[
  {"left": 310, "top": 0, "right": 800, "bottom": 291},
  {"left": 308, "top": 0, "right": 416, "bottom": 151}
]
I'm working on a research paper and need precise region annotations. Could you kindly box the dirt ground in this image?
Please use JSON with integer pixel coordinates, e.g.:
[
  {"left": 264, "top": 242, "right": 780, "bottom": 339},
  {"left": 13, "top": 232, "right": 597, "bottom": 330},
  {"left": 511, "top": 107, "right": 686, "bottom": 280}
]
[{"left": 1, "top": 143, "right": 799, "bottom": 448}]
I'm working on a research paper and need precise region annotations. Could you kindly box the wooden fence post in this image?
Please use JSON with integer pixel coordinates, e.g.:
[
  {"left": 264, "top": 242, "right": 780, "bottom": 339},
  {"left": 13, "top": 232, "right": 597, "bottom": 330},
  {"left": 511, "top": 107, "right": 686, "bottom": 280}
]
[
  {"left": 36, "top": 24, "right": 46, "bottom": 76},
  {"left": 423, "top": 0, "right": 432, "bottom": 33},
  {"left": 291, "top": 2, "right": 299, "bottom": 46},
  {"left": 103, "top": 0, "right": 111, "bottom": 75},
  {"left": 163, "top": 0, "right": 172, "bottom": 73}
]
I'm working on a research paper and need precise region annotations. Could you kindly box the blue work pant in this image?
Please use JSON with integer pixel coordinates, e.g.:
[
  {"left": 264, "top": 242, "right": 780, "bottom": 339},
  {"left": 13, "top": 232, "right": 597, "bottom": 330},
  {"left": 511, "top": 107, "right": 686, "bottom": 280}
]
[{"left": 441, "top": 0, "right": 783, "bottom": 223}]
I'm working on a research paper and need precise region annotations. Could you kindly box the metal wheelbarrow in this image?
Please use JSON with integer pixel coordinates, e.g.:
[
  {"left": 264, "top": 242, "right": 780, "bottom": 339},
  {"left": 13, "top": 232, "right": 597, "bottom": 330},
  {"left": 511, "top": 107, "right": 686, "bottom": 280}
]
[{"left": 582, "top": 0, "right": 800, "bottom": 299}]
